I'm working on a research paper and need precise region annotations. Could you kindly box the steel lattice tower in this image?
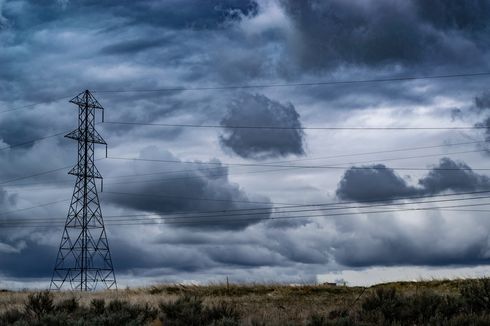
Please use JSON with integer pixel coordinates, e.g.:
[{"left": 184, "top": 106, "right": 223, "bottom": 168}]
[{"left": 50, "top": 90, "right": 116, "bottom": 291}]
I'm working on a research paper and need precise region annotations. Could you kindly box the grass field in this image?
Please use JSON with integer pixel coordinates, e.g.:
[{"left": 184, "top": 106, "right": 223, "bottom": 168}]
[{"left": 1, "top": 278, "right": 489, "bottom": 325}]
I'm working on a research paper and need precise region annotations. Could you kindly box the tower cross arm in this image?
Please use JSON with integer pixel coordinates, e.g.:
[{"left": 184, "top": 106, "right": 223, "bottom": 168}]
[
  {"left": 65, "top": 128, "right": 107, "bottom": 145},
  {"left": 69, "top": 90, "right": 104, "bottom": 110}
]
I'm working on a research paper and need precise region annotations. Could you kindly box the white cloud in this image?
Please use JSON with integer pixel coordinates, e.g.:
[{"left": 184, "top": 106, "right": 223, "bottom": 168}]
[{"left": 318, "top": 265, "right": 490, "bottom": 287}]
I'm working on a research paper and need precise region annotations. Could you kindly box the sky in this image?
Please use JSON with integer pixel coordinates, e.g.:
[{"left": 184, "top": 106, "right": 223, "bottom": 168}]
[{"left": 2, "top": 0, "right": 490, "bottom": 289}]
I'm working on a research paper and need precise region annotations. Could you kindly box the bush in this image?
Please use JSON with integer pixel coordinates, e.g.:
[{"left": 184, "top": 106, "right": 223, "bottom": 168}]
[
  {"left": 360, "top": 287, "right": 404, "bottom": 323},
  {"left": 56, "top": 297, "right": 79, "bottom": 313},
  {"left": 354, "top": 287, "right": 474, "bottom": 325},
  {"left": 399, "top": 290, "right": 456, "bottom": 324},
  {"left": 206, "top": 301, "right": 240, "bottom": 322},
  {"left": 159, "top": 295, "right": 240, "bottom": 326},
  {"left": 208, "top": 317, "right": 240, "bottom": 326},
  {"left": 90, "top": 298, "right": 106, "bottom": 315},
  {"left": 24, "top": 291, "right": 55, "bottom": 321},
  {"left": 306, "top": 313, "right": 356, "bottom": 326},
  {"left": 0, "top": 308, "right": 24, "bottom": 324},
  {"left": 93, "top": 299, "right": 157, "bottom": 326},
  {"left": 460, "top": 278, "right": 490, "bottom": 313},
  {"left": 307, "top": 314, "right": 328, "bottom": 326},
  {"left": 0, "top": 292, "right": 159, "bottom": 326},
  {"left": 159, "top": 295, "right": 205, "bottom": 326}
]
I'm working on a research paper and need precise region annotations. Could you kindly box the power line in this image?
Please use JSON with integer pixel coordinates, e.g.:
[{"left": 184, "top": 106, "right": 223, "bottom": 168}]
[
  {"left": 93, "top": 71, "right": 490, "bottom": 93},
  {"left": 4, "top": 190, "right": 490, "bottom": 225},
  {"left": 0, "top": 199, "right": 69, "bottom": 217},
  {"left": 106, "top": 156, "right": 490, "bottom": 171},
  {"left": 0, "top": 158, "right": 106, "bottom": 186},
  {"left": 3, "top": 196, "right": 490, "bottom": 225},
  {"left": 93, "top": 190, "right": 490, "bottom": 217},
  {"left": 2, "top": 146, "right": 481, "bottom": 191},
  {"left": 3, "top": 140, "right": 483, "bottom": 189},
  {"left": 102, "top": 121, "right": 487, "bottom": 131},
  {"left": 0, "top": 130, "right": 68, "bottom": 152},
  {"left": 3, "top": 198, "right": 490, "bottom": 229},
  {"left": 0, "top": 165, "right": 72, "bottom": 185},
  {"left": 5, "top": 190, "right": 490, "bottom": 224},
  {"left": 97, "top": 192, "right": 490, "bottom": 221},
  {"left": 112, "top": 200, "right": 490, "bottom": 226},
  {"left": 1, "top": 142, "right": 483, "bottom": 201},
  {"left": 0, "top": 95, "right": 72, "bottom": 115},
  {"left": 96, "top": 148, "right": 485, "bottom": 187},
  {"left": 95, "top": 189, "right": 490, "bottom": 216},
  {"left": 0, "top": 122, "right": 105, "bottom": 153},
  {"left": 275, "top": 141, "right": 485, "bottom": 164},
  {"left": 1, "top": 71, "right": 489, "bottom": 115}
]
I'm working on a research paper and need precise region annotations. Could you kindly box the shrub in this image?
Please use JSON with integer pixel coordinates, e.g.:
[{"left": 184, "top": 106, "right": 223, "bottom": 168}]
[
  {"left": 328, "top": 309, "right": 348, "bottom": 320},
  {"left": 94, "top": 299, "right": 157, "bottom": 326},
  {"left": 398, "top": 291, "right": 452, "bottom": 324},
  {"left": 460, "top": 278, "right": 490, "bottom": 313},
  {"left": 159, "top": 295, "right": 205, "bottom": 326},
  {"left": 206, "top": 301, "right": 240, "bottom": 322},
  {"left": 307, "top": 314, "right": 328, "bottom": 326},
  {"left": 24, "top": 291, "right": 55, "bottom": 321},
  {"left": 0, "top": 308, "right": 24, "bottom": 324},
  {"left": 149, "top": 286, "right": 163, "bottom": 295},
  {"left": 159, "top": 295, "right": 240, "bottom": 326},
  {"left": 90, "top": 298, "right": 106, "bottom": 315},
  {"left": 208, "top": 317, "right": 240, "bottom": 326},
  {"left": 306, "top": 313, "right": 356, "bottom": 326},
  {"left": 56, "top": 297, "right": 79, "bottom": 313},
  {"left": 360, "top": 287, "right": 404, "bottom": 323}
]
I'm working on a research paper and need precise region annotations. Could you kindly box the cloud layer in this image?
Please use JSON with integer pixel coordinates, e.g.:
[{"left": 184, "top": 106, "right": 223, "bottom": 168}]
[{"left": 1, "top": 0, "right": 490, "bottom": 287}]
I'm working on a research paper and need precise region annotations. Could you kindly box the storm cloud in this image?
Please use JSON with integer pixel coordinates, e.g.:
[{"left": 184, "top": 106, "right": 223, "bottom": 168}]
[
  {"left": 336, "top": 157, "right": 490, "bottom": 201},
  {"left": 475, "top": 92, "right": 490, "bottom": 111},
  {"left": 279, "top": 0, "right": 490, "bottom": 73},
  {"left": 219, "top": 94, "right": 305, "bottom": 160},
  {"left": 336, "top": 164, "right": 418, "bottom": 202},
  {"left": 104, "top": 147, "right": 272, "bottom": 230}
]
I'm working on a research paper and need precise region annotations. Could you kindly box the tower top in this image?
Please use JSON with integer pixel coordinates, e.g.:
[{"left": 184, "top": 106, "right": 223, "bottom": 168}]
[{"left": 69, "top": 90, "right": 104, "bottom": 110}]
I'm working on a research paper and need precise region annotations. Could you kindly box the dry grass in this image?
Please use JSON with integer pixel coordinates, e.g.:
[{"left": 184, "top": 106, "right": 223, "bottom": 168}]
[
  {"left": 0, "top": 279, "right": 486, "bottom": 325},
  {"left": 0, "top": 283, "right": 361, "bottom": 324}
]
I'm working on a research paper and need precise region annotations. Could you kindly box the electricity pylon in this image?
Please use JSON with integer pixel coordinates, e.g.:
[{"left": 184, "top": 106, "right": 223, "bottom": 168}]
[{"left": 50, "top": 90, "right": 116, "bottom": 291}]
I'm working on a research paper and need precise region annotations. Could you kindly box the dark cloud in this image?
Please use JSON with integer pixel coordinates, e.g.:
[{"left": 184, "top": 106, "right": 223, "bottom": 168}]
[
  {"left": 100, "top": 37, "right": 172, "bottom": 55},
  {"left": 413, "top": 0, "right": 490, "bottom": 31},
  {"left": 219, "top": 93, "right": 305, "bottom": 160},
  {"left": 279, "top": 0, "right": 490, "bottom": 72},
  {"left": 333, "top": 227, "right": 490, "bottom": 267},
  {"left": 0, "top": 186, "right": 17, "bottom": 207},
  {"left": 336, "top": 157, "right": 490, "bottom": 201},
  {"left": 475, "top": 91, "right": 490, "bottom": 111},
  {"left": 89, "top": 0, "right": 258, "bottom": 30},
  {"left": 336, "top": 164, "right": 418, "bottom": 201},
  {"left": 0, "top": 0, "right": 7, "bottom": 29},
  {"left": 0, "top": 240, "right": 54, "bottom": 278},
  {"left": 419, "top": 158, "right": 490, "bottom": 194},
  {"left": 473, "top": 92, "right": 490, "bottom": 151},
  {"left": 206, "top": 245, "right": 283, "bottom": 267},
  {"left": 475, "top": 117, "right": 490, "bottom": 148},
  {"left": 1, "top": 0, "right": 258, "bottom": 32},
  {"left": 104, "top": 147, "right": 272, "bottom": 230},
  {"left": 110, "top": 237, "right": 217, "bottom": 274}
]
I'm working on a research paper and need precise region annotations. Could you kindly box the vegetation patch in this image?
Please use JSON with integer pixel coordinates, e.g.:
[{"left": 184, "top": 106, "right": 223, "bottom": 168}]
[{"left": 1, "top": 279, "right": 490, "bottom": 325}]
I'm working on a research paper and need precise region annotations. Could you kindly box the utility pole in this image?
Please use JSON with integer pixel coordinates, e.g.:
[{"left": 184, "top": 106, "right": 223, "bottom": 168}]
[{"left": 50, "top": 90, "right": 116, "bottom": 291}]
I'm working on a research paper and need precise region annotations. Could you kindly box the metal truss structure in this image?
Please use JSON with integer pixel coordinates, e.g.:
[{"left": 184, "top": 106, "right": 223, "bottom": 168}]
[{"left": 50, "top": 90, "right": 116, "bottom": 291}]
